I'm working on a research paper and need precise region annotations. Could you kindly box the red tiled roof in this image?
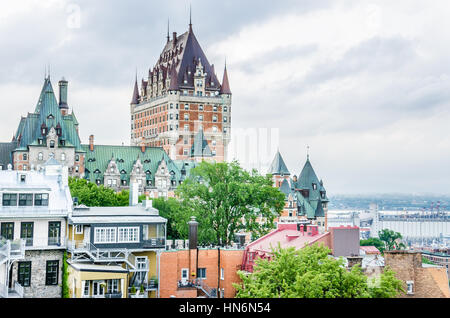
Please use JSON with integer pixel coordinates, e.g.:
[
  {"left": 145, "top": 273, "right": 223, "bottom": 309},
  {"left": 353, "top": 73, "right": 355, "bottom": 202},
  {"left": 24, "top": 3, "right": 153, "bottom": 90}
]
[{"left": 360, "top": 246, "right": 381, "bottom": 255}]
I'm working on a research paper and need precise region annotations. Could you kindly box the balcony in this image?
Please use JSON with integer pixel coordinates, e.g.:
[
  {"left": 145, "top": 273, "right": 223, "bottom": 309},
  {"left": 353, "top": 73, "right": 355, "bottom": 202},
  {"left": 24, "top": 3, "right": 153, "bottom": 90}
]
[
  {"left": 0, "top": 238, "right": 25, "bottom": 262},
  {"left": 142, "top": 238, "right": 166, "bottom": 249},
  {"left": 104, "top": 292, "right": 122, "bottom": 299},
  {"left": 0, "top": 282, "right": 24, "bottom": 298},
  {"left": 20, "top": 237, "right": 65, "bottom": 250}
]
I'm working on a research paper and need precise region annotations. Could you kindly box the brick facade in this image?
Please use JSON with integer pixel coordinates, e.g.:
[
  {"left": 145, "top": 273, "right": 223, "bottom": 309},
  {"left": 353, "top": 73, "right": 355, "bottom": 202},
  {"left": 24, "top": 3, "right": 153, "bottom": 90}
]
[
  {"left": 159, "top": 248, "right": 244, "bottom": 298},
  {"left": 384, "top": 251, "right": 450, "bottom": 298}
]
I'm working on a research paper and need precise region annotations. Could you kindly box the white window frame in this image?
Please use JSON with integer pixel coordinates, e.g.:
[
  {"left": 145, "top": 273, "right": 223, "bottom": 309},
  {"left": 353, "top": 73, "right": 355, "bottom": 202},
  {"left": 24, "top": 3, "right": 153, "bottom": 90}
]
[
  {"left": 75, "top": 224, "right": 83, "bottom": 234},
  {"left": 220, "top": 268, "right": 224, "bottom": 280},
  {"left": 117, "top": 227, "right": 140, "bottom": 243},
  {"left": 94, "top": 227, "right": 117, "bottom": 244},
  {"left": 406, "top": 281, "right": 414, "bottom": 295}
]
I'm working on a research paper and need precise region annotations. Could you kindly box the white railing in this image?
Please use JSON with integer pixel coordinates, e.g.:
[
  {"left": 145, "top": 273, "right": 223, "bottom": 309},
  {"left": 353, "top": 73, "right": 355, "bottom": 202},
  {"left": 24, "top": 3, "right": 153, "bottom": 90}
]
[
  {"left": 9, "top": 239, "right": 26, "bottom": 259},
  {"left": 0, "top": 283, "right": 7, "bottom": 298},
  {"left": 22, "top": 237, "right": 66, "bottom": 250},
  {"left": 14, "top": 282, "right": 24, "bottom": 298}
]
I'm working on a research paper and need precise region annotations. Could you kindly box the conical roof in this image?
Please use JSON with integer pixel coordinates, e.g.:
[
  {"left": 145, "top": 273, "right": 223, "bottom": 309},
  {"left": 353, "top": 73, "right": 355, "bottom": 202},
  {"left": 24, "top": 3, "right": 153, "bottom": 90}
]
[
  {"left": 131, "top": 77, "right": 140, "bottom": 105},
  {"left": 220, "top": 64, "right": 231, "bottom": 94},
  {"left": 298, "top": 157, "right": 320, "bottom": 190},
  {"left": 268, "top": 151, "right": 290, "bottom": 176},
  {"left": 191, "top": 128, "right": 212, "bottom": 157}
]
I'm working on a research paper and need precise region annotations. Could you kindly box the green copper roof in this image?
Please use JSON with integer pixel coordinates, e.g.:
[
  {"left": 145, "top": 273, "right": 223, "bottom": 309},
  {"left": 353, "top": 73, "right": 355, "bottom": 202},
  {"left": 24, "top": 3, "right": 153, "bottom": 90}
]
[
  {"left": 14, "top": 78, "right": 82, "bottom": 152},
  {"left": 82, "top": 145, "right": 184, "bottom": 185},
  {"left": 191, "top": 128, "right": 212, "bottom": 157},
  {"left": 14, "top": 77, "right": 84, "bottom": 152},
  {"left": 268, "top": 151, "right": 290, "bottom": 176}
]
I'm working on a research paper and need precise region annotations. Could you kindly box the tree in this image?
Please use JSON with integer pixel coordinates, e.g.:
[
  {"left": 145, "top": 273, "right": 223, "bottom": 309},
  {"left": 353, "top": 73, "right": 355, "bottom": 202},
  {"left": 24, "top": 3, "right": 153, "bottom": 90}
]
[
  {"left": 68, "top": 177, "right": 130, "bottom": 207},
  {"left": 152, "top": 197, "right": 185, "bottom": 240},
  {"left": 234, "top": 244, "right": 404, "bottom": 298},
  {"left": 175, "top": 161, "right": 285, "bottom": 246},
  {"left": 378, "top": 229, "right": 406, "bottom": 251},
  {"left": 360, "top": 238, "right": 385, "bottom": 253}
]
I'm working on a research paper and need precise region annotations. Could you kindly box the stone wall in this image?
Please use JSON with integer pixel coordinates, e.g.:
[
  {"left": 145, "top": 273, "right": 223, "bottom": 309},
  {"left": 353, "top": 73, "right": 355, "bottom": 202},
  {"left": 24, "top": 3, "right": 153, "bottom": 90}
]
[{"left": 11, "top": 249, "right": 64, "bottom": 298}]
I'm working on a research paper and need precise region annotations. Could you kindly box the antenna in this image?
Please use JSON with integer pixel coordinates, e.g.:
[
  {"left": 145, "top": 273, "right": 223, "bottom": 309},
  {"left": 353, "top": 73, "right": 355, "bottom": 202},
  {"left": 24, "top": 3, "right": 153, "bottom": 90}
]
[
  {"left": 167, "top": 18, "right": 170, "bottom": 42},
  {"left": 189, "top": 4, "right": 193, "bottom": 31}
]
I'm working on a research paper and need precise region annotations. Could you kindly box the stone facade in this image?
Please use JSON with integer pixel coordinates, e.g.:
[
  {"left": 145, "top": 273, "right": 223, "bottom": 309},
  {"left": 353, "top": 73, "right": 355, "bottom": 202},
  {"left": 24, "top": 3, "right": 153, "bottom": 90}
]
[{"left": 10, "top": 250, "right": 64, "bottom": 298}]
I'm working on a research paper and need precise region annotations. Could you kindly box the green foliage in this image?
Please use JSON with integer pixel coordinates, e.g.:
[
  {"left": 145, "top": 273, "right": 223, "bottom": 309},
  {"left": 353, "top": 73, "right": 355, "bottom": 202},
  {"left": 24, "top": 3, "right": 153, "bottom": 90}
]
[
  {"left": 234, "top": 244, "right": 404, "bottom": 298},
  {"left": 360, "top": 238, "right": 385, "bottom": 253},
  {"left": 378, "top": 229, "right": 406, "bottom": 251},
  {"left": 368, "top": 267, "right": 405, "bottom": 298},
  {"left": 130, "top": 285, "right": 136, "bottom": 294},
  {"left": 69, "top": 177, "right": 130, "bottom": 207},
  {"left": 174, "top": 161, "right": 285, "bottom": 245},
  {"left": 152, "top": 197, "right": 185, "bottom": 240},
  {"left": 422, "top": 256, "right": 435, "bottom": 265},
  {"left": 62, "top": 251, "right": 70, "bottom": 298}
]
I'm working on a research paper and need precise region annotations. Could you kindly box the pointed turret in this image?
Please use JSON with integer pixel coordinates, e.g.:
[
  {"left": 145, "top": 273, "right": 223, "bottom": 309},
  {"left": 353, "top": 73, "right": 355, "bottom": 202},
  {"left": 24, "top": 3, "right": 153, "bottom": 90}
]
[
  {"left": 131, "top": 76, "right": 140, "bottom": 105},
  {"left": 268, "top": 150, "right": 290, "bottom": 176},
  {"left": 220, "top": 63, "right": 232, "bottom": 94}
]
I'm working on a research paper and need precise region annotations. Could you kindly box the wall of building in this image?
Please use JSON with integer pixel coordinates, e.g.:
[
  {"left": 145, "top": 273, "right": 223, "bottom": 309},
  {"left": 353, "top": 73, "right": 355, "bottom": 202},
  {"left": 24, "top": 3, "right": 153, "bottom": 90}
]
[
  {"left": 10, "top": 250, "right": 64, "bottom": 298},
  {"left": 384, "top": 251, "right": 450, "bottom": 298},
  {"left": 159, "top": 248, "right": 244, "bottom": 298}
]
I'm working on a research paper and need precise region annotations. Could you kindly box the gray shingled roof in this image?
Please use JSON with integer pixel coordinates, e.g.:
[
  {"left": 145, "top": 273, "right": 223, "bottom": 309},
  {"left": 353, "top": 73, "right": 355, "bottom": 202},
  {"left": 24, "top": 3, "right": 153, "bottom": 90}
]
[{"left": 0, "top": 142, "right": 15, "bottom": 168}]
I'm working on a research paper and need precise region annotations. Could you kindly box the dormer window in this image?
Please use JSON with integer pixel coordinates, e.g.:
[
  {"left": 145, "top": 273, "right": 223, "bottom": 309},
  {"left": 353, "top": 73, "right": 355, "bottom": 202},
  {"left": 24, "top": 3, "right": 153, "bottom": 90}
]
[
  {"left": 50, "top": 140, "right": 55, "bottom": 148},
  {"left": 42, "top": 128, "right": 47, "bottom": 135},
  {"left": 61, "top": 153, "right": 66, "bottom": 161},
  {"left": 312, "top": 183, "right": 317, "bottom": 190},
  {"left": 75, "top": 155, "right": 80, "bottom": 162},
  {"left": 38, "top": 139, "right": 43, "bottom": 145},
  {"left": 60, "top": 140, "right": 65, "bottom": 146},
  {"left": 47, "top": 114, "right": 54, "bottom": 119},
  {"left": 20, "top": 175, "right": 26, "bottom": 182}
]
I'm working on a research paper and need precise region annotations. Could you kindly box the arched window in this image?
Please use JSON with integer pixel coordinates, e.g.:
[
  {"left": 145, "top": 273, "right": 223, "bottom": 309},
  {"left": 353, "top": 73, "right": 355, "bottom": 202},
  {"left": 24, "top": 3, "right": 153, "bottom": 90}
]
[
  {"left": 61, "top": 153, "right": 66, "bottom": 161},
  {"left": 38, "top": 153, "right": 43, "bottom": 161},
  {"left": 50, "top": 140, "right": 55, "bottom": 148}
]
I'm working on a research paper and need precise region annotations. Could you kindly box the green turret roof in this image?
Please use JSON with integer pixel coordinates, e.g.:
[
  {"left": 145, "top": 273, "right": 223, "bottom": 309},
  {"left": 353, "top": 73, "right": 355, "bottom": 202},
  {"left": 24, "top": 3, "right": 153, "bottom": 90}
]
[
  {"left": 268, "top": 151, "right": 290, "bottom": 176},
  {"left": 14, "top": 77, "right": 84, "bottom": 152},
  {"left": 191, "top": 128, "right": 212, "bottom": 158}
]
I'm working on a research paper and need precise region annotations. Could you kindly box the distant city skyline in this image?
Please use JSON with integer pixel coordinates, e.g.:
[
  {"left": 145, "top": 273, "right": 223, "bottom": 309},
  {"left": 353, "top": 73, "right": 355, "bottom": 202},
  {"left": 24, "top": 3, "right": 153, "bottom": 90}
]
[{"left": 1, "top": 0, "right": 450, "bottom": 195}]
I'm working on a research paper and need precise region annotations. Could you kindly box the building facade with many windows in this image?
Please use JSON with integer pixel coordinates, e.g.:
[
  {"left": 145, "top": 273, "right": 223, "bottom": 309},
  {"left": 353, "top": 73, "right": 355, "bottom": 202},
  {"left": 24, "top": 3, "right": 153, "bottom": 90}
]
[
  {"left": 130, "top": 20, "right": 232, "bottom": 163},
  {"left": 0, "top": 159, "right": 73, "bottom": 298}
]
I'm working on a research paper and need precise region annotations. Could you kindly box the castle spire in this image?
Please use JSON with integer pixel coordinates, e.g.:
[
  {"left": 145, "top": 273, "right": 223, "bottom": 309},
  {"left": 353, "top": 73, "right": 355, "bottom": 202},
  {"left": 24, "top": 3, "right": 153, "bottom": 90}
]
[
  {"left": 131, "top": 73, "right": 140, "bottom": 105},
  {"left": 167, "top": 18, "right": 170, "bottom": 43},
  {"left": 220, "top": 61, "right": 231, "bottom": 94},
  {"left": 189, "top": 4, "right": 193, "bottom": 32}
]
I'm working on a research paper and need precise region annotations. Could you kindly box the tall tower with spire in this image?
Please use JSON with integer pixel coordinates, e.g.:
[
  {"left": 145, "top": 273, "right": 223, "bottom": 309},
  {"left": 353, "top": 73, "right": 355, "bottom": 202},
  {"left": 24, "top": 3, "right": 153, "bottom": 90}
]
[{"left": 130, "top": 13, "right": 232, "bottom": 162}]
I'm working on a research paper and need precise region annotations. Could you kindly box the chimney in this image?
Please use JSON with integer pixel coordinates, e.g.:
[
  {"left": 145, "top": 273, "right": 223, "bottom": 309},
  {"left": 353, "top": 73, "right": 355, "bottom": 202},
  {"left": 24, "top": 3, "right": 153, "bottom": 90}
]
[
  {"left": 89, "top": 135, "right": 94, "bottom": 151},
  {"left": 188, "top": 216, "right": 198, "bottom": 250},
  {"left": 129, "top": 182, "right": 139, "bottom": 206},
  {"left": 58, "top": 78, "right": 69, "bottom": 115},
  {"left": 173, "top": 32, "right": 177, "bottom": 47}
]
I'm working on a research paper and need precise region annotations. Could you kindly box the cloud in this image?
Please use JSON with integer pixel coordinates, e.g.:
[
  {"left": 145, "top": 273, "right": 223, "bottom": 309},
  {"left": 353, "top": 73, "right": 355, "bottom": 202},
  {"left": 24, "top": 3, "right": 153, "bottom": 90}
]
[{"left": 1, "top": 0, "right": 450, "bottom": 195}]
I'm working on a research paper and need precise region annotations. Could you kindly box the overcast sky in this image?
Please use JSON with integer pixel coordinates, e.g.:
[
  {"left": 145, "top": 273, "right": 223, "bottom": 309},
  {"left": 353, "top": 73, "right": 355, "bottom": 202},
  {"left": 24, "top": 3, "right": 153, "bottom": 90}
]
[{"left": 1, "top": 0, "right": 450, "bottom": 195}]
